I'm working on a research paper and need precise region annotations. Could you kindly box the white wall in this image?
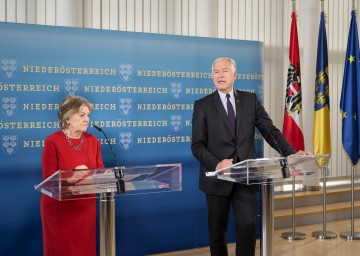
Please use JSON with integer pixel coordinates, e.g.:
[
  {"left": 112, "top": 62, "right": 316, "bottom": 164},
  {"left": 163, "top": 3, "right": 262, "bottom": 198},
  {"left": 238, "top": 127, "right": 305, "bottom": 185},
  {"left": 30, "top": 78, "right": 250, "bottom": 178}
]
[{"left": 0, "top": 0, "right": 355, "bottom": 177}]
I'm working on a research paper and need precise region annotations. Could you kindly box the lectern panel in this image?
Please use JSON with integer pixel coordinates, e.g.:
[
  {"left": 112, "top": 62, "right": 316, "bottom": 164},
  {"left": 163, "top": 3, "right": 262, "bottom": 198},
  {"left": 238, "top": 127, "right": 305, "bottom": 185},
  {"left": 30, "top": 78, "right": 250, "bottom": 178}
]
[
  {"left": 205, "top": 154, "right": 329, "bottom": 184},
  {"left": 35, "top": 163, "right": 182, "bottom": 201}
]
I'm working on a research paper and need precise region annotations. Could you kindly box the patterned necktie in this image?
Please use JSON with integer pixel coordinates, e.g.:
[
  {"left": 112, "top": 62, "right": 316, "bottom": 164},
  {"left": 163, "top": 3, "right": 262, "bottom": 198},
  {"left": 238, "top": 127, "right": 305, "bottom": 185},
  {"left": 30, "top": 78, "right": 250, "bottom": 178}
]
[{"left": 226, "top": 94, "right": 236, "bottom": 132}]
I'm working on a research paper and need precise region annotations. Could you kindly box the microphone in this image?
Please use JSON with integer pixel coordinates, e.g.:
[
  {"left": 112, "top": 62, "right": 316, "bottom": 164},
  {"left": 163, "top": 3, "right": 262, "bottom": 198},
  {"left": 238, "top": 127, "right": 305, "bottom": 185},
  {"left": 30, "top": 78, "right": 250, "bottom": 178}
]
[
  {"left": 93, "top": 124, "right": 125, "bottom": 194},
  {"left": 254, "top": 120, "right": 290, "bottom": 179}
]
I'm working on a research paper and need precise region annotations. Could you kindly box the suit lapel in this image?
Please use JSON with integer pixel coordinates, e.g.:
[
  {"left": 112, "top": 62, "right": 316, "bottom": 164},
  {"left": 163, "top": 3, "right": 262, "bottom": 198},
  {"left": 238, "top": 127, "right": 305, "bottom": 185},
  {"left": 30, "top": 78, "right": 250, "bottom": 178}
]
[{"left": 234, "top": 90, "right": 243, "bottom": 138}]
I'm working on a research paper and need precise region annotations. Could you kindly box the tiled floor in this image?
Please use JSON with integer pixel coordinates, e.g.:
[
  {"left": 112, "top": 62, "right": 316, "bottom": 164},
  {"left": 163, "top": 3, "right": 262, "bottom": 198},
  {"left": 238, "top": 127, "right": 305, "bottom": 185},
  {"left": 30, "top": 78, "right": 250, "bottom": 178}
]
[{"left": 151, "top": 218, "right": 360, "bottom": 256}]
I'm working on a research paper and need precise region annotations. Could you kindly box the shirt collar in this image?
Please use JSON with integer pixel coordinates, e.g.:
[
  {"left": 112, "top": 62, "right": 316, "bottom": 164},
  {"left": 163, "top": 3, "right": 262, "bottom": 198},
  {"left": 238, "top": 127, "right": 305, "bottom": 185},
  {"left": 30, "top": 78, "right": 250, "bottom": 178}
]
[{"left": 218, "top": 89, "right": 235, "bottom": 101}]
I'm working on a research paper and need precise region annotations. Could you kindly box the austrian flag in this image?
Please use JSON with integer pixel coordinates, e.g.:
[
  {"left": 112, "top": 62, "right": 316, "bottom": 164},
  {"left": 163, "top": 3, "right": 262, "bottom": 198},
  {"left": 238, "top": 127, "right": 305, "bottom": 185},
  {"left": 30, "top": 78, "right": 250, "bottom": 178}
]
[{"left": 282, "top": 11, "right": 305, "bottom": 151}]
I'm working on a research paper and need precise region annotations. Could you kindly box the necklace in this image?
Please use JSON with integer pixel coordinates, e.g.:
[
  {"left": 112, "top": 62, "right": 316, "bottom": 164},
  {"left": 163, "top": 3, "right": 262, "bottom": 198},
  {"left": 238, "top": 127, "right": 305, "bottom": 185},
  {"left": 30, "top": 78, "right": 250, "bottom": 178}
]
[{"left": 63, "top": 130, "right": 84, "bottom": 150}]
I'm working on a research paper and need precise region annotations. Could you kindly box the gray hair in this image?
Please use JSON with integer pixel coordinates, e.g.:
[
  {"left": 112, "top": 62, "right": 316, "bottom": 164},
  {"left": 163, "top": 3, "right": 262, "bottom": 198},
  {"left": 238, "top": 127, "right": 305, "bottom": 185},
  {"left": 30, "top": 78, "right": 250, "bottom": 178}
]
[{"left": 212, "top": 57, "right": 237, "bottom": 73}]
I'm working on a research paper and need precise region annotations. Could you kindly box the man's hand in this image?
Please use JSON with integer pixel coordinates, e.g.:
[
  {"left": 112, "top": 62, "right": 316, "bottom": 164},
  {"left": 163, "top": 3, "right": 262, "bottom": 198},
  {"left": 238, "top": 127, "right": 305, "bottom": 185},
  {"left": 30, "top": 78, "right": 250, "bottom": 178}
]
[
  {"left": 296, "top": 150, "right": 312, "bottom": 155},
  {"left": 216, "top": 159, "right": 234, "bottom": 170}
]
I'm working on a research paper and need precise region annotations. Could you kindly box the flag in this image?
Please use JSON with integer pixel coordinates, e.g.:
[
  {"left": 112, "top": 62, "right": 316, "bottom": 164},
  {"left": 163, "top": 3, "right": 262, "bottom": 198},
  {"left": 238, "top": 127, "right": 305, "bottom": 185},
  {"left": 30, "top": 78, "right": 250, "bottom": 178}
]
[
  {"left": 313, "top": 11, "right": 331, "bottom": 164},
  {"left": 283, "top": 11, "right": 305, "bottom": 151},
  {"left": 340, "top": 10, "right": 360, "bottom": 166}
]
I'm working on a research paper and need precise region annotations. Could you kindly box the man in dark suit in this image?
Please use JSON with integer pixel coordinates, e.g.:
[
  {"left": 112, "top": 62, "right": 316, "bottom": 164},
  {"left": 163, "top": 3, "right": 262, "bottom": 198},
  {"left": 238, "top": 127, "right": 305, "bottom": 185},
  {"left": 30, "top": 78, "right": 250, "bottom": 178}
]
[{"left": 191, "top": 57, "right": 306, "bottom": 256}]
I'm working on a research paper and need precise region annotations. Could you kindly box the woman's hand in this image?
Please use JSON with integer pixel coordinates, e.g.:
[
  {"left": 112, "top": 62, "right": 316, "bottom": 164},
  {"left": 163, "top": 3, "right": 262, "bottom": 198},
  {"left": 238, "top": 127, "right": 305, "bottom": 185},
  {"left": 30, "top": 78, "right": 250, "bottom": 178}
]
[
  {"left": 75, "top": 165, "right": 88, "bottom": 170},
  {"left": 67, "top": 165, "right": 90, "bottom": 184}
]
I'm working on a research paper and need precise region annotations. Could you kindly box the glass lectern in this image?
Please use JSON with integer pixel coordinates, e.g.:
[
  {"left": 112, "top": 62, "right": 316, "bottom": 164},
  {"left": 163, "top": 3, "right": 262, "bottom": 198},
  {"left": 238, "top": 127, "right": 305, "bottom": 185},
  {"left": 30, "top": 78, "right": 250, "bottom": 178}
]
[
  {"left": 206, "top": 154, "right": 329, "bottom": 256},
  {"left": 35, "top": 163, "right": 182, "bottom": 256}
]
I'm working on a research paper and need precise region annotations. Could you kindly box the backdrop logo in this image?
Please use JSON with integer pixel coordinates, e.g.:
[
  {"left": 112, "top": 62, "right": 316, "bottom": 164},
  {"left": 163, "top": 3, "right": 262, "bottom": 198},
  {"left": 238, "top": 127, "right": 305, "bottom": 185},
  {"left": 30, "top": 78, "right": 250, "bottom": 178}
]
[
  {"left": 119, "top": 64, "right": 133, "bottom": 81},
  {"left": 2, "top": 135, "right": 18, "bottom": 155},
  {"left": 170, "top": 115, "right": 182, "bottom": 132},
  {"left": 1, "top": 58, "right": 17, "bottom": 78},
  {"left": 170, "top": 82, "right": 182, "bottom": 99},
  {"left": 119, "top": 98, "right": 132, "bottom": 116},
  {"left": 64, "top": 79, "right": 79, "bottom": 95},
  {"left": 1, "top": 97, "right": 18, "bottom": 116},
  {"left": 119, "top": 132, "right": 133, "bottom": 150}
]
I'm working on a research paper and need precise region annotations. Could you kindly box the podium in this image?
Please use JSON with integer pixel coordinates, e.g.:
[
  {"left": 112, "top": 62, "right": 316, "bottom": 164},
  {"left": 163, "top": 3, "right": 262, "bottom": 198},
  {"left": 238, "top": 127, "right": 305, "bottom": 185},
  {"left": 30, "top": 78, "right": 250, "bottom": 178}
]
[
  {"left": 206, "top": 154, "right": 329, "bottom": 256},
  {"left": 35, "top": 163, "right": 182, "bottom": 256}
]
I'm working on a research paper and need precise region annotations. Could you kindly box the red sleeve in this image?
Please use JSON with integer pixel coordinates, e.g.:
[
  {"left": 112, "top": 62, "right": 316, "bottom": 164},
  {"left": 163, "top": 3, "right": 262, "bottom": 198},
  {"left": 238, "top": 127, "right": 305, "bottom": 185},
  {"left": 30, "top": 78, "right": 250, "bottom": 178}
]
[
  {"left": 42, "top": 136, "right": 58, "bottom": 180},
  {"left": 96, "top": 140, "right": 105, "bottom": 169}
]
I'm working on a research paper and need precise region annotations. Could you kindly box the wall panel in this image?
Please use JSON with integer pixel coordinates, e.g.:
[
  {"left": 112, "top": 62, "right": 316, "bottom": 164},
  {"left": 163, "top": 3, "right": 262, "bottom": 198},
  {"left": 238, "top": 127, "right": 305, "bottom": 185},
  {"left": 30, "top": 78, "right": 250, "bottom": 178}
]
[{"left": 0, "top": 0, "right": 357, "bottom": 177}]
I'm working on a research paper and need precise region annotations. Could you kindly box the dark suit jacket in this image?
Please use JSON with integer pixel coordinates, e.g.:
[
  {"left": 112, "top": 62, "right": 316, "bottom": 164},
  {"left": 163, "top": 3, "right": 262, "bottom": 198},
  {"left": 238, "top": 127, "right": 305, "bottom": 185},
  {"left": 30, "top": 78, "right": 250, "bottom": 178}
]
[{"left": 191, "top": 90, "right": 296, "bottom": 196}]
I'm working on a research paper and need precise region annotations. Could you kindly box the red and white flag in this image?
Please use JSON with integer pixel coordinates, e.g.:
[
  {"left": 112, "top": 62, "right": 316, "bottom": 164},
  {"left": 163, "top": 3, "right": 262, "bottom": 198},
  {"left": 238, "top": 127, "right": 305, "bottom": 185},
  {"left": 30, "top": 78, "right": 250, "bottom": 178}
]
[{"left": 282, "top": 11, "right": 305, "bottom": 151}]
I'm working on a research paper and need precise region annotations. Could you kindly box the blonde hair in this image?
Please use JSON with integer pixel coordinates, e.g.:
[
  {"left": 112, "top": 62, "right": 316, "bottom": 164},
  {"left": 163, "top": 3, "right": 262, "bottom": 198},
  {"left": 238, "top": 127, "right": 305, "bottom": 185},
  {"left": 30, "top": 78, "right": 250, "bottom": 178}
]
[{"left": 58, "top": 95, "right": 93, "bottom": 129}]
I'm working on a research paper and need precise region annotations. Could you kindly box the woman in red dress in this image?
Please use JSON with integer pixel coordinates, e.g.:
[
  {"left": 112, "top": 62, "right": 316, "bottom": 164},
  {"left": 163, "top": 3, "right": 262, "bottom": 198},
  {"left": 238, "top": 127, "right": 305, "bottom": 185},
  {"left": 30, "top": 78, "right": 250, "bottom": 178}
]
[{"left": 41, "top": 95, "right": 104, "bottom": 256}]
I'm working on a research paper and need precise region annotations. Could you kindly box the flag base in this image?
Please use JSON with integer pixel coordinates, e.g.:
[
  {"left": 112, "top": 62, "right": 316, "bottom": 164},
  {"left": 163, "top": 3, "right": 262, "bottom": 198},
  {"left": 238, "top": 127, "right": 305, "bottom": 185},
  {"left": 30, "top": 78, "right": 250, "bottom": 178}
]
[
  {"left": 302, "top": 171, "right": 321, "bottom": 191},
  {"left": 302, "top": 185, "right": 321, "bottom": 191}
]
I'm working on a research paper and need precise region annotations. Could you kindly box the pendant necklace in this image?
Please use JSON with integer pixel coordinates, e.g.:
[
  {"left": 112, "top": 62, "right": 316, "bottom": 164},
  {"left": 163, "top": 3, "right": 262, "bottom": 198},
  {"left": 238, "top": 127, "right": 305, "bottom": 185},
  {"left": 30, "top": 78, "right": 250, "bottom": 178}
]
[{"left": 63, "top": 130, "right": 84, "bottom": 150}]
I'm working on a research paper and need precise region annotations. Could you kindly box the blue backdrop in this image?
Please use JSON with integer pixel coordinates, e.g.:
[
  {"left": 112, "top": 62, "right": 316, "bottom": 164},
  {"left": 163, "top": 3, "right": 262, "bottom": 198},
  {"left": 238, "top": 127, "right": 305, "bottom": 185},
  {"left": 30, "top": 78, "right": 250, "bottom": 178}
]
[{"left": 0, "top": 22, "right": 264, "bottom": 255}]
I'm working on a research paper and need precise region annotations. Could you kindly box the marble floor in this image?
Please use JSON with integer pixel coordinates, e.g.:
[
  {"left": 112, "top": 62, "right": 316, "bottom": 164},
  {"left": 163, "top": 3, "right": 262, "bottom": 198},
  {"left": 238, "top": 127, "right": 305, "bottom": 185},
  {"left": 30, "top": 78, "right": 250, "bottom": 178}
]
[{"left": 150, "top": 218, "right": 360, "bottom": 256}]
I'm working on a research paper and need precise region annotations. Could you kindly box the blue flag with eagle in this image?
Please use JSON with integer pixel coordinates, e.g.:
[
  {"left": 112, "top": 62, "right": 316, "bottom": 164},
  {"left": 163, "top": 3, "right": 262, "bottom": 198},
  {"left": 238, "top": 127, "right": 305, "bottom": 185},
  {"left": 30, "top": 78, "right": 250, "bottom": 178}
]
[
  {"left": 340, "top": 10, "right": 360, "bottom": 165},
  {"left": 313, "top": 11, "right": 331, "bottom": 165}
]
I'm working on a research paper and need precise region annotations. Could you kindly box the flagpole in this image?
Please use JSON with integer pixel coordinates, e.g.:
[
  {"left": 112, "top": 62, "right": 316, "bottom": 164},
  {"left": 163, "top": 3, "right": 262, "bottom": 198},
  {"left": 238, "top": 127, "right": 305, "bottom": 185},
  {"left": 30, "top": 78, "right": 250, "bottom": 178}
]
[
  {"left": 281, "top": 176, "right": 306, "bottom": 240},
  {"left": 312, "top": 159, "right": 336, "bottom": 239},
  {"left": 339, "top": 2, "right": 360, "bottom": 240},
  {"left": 281, "top": 0, "right": 306, "bottom": 240},
  {"left": 292, "top": 0, "right": 296, "bottom": 12},
  {"left": 340, "top": 165, "right": 360, "bottom": 240},
  {"left": 321, "top": 0, "right": 324, "bottom": 12},
  {"left": 311, "top": 0, "right": 336, "bottom": 240}
]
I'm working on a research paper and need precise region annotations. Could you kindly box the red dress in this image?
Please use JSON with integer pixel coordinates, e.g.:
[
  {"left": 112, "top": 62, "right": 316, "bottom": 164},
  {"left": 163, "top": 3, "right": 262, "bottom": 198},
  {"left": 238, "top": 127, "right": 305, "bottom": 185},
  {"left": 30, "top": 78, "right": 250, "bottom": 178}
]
[{"left": 40, "top": 130, "right": 104, "bottom": 256}]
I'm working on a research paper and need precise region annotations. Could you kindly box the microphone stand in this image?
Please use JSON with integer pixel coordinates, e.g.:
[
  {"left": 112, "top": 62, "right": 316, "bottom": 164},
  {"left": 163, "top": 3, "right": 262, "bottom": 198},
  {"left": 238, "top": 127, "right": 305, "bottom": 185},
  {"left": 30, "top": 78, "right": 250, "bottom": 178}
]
[
  {"left": 93, "top": 125, "right": 126, "bottom": 256},
  {"left": 255, "top": 120, "right": 306, "bottom": 240},
  {"left": 93, "top": 125, "right": 125, "bottom": 194}
]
